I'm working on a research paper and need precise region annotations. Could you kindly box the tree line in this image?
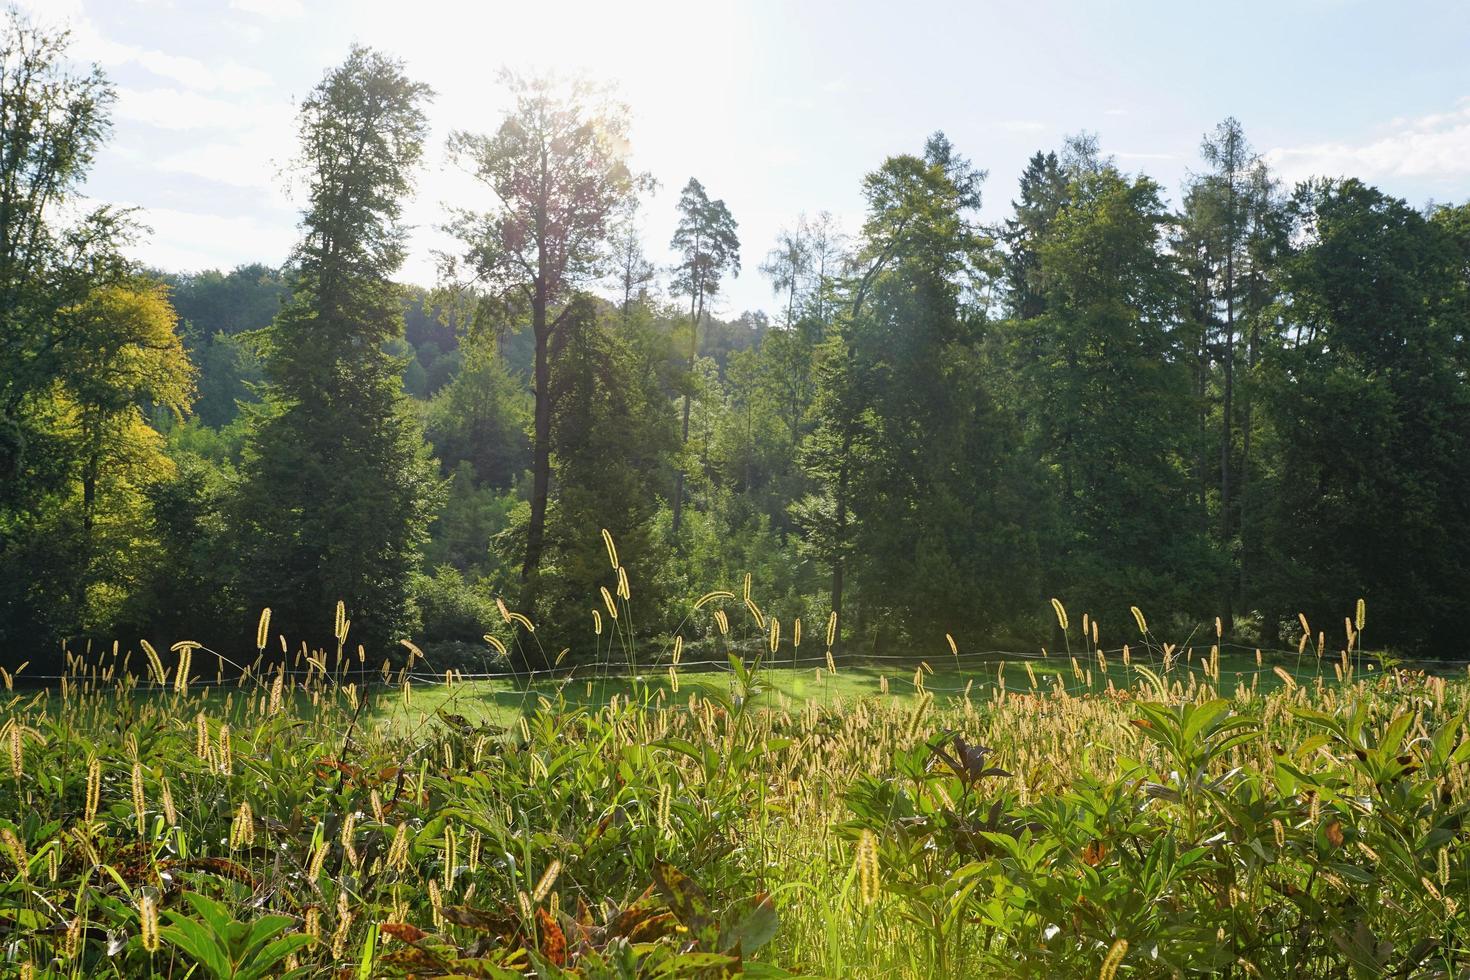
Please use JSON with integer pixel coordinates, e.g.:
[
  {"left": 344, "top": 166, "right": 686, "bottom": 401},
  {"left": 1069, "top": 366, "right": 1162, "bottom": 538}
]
[{"left": 4, "top": 13, "right": 1469, "bottom": 665}]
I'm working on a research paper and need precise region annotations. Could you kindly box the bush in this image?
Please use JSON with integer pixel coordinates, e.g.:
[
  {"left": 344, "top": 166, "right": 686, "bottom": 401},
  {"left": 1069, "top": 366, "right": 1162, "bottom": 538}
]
[{"left": 411, "top": 564, "right": 498, "bottom": 647}]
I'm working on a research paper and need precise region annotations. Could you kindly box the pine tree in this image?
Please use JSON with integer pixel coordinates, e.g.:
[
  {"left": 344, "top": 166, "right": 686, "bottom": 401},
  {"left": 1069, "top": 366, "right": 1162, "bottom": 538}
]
[
  {"left": 1000, "top": 150, "right": 1067, "bottom": 319},
  {"left": 539, "top": 295, "right": 678, "bottom": 653},
  {"left": 669, "top": 179, "right": 740, "bottom": 536},
  {"left": 1176, "top": 118, "right": 1280, "bottom": 633}
]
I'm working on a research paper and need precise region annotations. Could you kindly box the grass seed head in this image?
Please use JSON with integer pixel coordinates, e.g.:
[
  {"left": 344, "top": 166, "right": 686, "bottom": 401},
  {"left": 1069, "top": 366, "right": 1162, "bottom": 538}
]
[
  {"left": 1100, "top": 938, "right": 1128, "bottom": 980},
  {"left": 601, "top": 528, "right": 618, "bottom": 569},
  {"left": 857, "top": 830, "right": 879, "bottom": 906}
]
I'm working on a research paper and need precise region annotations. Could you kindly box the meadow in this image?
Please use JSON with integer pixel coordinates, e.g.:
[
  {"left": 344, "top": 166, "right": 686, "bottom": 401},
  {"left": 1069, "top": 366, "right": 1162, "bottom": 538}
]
[{"left": 2, "top": 591, "right": 1469, "bottom": 978}]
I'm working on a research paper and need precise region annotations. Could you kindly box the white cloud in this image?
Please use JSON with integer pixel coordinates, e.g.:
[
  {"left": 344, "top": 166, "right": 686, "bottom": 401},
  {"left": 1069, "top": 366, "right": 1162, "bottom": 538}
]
[
  {"left": 12, "top": 0, "right": 271, "bottom": 92},
  {"left": 155, "top": 135, "right": 292, "bottom": 192},
  {"left": 114, "top": 87, "right": 282, "bottom": 130},
  {"left": 1265, "top": 100, "right": 1470, "bottom": 184},
  {"left": 128, "top": 49, "right": 272, "bottom": 92},
  {"left": 229, "top": 0, "right": 305, "bottom": 18},
  {"left": 121, "top": 204, "right": 297, "bottom": 272}
]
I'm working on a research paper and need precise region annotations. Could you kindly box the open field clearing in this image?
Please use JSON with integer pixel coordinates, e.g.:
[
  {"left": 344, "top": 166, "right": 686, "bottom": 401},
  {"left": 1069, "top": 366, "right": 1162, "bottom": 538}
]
[
  {"left": 4, "top": 628, "right": 1470, "bottom": 977},
  {"left": 363, "top": 645, "right": 1438, "bottom": 728}
]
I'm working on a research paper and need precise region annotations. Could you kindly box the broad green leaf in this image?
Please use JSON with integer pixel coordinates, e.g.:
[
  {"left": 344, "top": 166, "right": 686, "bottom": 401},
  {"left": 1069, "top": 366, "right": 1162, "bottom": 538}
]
[
  {"left": 719, "top": 892, "right": 778, "bottom": 953},
  {"left": 159, "top": 917, "right": 232, "bottom": 980}
]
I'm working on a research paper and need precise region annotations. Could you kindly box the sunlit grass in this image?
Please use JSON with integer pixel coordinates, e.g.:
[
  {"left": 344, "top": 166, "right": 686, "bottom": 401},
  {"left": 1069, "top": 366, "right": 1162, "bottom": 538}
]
[{"left": 3, "top": 584, "right": 1465, "bottom": 977}]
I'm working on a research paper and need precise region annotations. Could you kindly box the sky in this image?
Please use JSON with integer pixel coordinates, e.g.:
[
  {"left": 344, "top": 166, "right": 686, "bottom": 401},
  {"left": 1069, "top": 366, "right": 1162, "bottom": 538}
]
[{"left": 17, "top": 0, "right": 1470, "bottom": 318}]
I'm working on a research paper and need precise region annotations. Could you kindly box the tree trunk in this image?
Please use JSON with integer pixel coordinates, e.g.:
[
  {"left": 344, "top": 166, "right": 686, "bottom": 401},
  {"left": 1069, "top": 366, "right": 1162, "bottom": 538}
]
[
  {"left": 830, "top": 426, "right": 853, "bottom": 655},
  {"left": 1219, "top": 177, "right": 1237, "bottom": 637},
  {"left": 1238, "top": 271, "right": 1262, "bottom": 626},
  {"left": 523, "top": 289, "right": 551, "bottom": 587},
  {"left": 671, "top": 285, "right": 701, "bottom": 536}
]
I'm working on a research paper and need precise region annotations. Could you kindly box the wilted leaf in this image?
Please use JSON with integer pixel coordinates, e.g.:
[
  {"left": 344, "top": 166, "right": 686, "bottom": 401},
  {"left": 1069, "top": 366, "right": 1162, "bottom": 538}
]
[
  {"left": 441, "top": 904, "right": 518, "bottom": 938},
  {"left": 626, "top": 911, "right": 679, "bottom": 944},
  {"left": 379, "top": 921, "right": 428, "bottom": 944},
  {"left": 536, "top": 907, "right": 567, "bottom": 967},
  {"left": 652, "top": 860, "right": 719, "bottom": 948}
]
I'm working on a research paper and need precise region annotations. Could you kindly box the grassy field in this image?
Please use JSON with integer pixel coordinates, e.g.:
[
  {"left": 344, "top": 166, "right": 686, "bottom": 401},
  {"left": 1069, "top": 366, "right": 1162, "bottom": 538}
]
[
  {"left": 3, "top": 625, "right": 1470, "bottom": 977},
  {"left": 368, "top": 645, "right": 1416, "bottom": 728}
]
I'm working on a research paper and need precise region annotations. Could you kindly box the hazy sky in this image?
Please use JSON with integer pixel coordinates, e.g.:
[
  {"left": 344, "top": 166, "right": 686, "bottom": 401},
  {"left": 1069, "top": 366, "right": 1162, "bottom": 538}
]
[{"left": 19, "top": 0, "right": 1470, "bottom": 317}]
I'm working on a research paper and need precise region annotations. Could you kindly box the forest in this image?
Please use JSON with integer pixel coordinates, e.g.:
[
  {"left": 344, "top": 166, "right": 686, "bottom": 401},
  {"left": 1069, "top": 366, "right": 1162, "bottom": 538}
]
[{"left": 4, "top": 8, "right": 1470, "bottom": 670}]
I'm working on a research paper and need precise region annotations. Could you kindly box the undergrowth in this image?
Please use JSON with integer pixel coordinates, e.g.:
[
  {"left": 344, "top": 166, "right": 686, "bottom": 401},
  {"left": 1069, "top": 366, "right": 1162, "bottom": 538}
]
[{"left": 2, "top": 572, "right": 1469, "bottom": 977}]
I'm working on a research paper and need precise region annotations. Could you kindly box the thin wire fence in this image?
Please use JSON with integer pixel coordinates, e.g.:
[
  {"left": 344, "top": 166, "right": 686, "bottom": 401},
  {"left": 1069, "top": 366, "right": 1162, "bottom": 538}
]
[{"left": 15, "top": 638, "right": 1457, "bottom": 699}]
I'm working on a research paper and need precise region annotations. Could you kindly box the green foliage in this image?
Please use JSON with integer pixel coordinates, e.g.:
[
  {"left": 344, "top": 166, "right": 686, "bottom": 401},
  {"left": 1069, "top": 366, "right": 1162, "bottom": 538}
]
[
  {"left": 0, "top": 11, "right": 142, "bottom": 651},
  {"left": 1249, "top": 179, "right": 1470, "bottom": 651},
  {"left": 421, "top": 345, "right": 530, "bottom": 491},
  {"left": 9, "top": 9, "right": 1470, "bottom": 668},
  {"left": 6, "top": 608, "right": 1470, "bottom": 978},
  {"left": 231, "top": 47, "right": 439, "bottom": 654},
  {"left": 537, "top": 297, "right": 679, "bottom": 651},
  {"left": 411, "top": 564, "right": 500, "bottom": 648},
  {"left": 1016, "top": 166, "right": 1219, "bottom": 629},
  {"left": 158, "top": 891, "right": 315, "bottom": 980}
]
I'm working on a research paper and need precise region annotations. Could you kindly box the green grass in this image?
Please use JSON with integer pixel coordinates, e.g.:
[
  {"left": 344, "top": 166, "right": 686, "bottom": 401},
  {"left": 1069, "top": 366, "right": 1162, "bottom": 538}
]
[
  {"left": 370, "top": 645, "right": 1418, "bottom": 728},
  {"left": 7, "top": 628, "right": 1469, "bottom": 978}
]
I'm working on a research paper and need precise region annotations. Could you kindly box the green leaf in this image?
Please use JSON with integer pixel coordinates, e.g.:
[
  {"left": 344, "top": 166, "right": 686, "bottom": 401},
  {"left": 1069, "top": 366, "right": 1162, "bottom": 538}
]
[
  {"left": 1379, "top": 713, "right": 1414, "bottom": 758},
  {"left": 651, "top": 738, "right": 704, "bottom": 763},
  {"left": 239, "top": 934, "right": 316, "bottom": 980},
  {"left": 159, "top": 917, "right": 232, "bottom": 980},
  {"left": 1182, "top": 700, "right": 1230, "bottom": 743},
  {"left": 242, "top": 913, "right": 295, "bottom": 960},
  {"left": 180, "top": 891, "right": 235, "bottom": 937},
  {"left": 356, "top": 922, "right": 378, "bottom": 980},
  {"left": 719, "top": 892, "right": 779, "bottom": 954}
]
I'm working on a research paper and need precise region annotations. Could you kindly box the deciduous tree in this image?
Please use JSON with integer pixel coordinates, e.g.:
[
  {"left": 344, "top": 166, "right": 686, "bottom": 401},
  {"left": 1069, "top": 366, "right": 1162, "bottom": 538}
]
[{"left": 233, "top": 46, "right": 437, "bottom": 653}]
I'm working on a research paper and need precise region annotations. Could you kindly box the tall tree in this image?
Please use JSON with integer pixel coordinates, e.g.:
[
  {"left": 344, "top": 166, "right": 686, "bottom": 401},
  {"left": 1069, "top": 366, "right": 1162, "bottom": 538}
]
[
  {"left": 846, "top": 135, "right": 1040, "bottom": 647},
  {"left": 0, "top": 10, "right": 129, "bottom": 510},
  {"left": 1252, "top": 180, "right": 1470, "bottom": 652},
  {"left": 802, "top": 211, "right": 845, "bottom": 327},
  {"left": 6, "top": 281, "right": 195, "bottom": 645},
  {"left": 1012, "top": 162, "right": 1213, "bottom": 627},
  {"left": 442, "top": 74, "right": 645, "bottom": 601},
  {"left": 609, "top": 207, "right": 658, "bottom": 320},
  {"left": 539, "top": 294, "right": 678, "bottom": 648},
  {"left": 0, "top": 11, "right": 144, "bottom": 650},
  {"left": 999, "top": 150, "right": 1067, "bottom": 319},
  {"left": 668, "top": 179, "right": 740, "bottom": 536},
  {"left": 233, "top": 46, "right": 436, "bottom": 653},
  {"left": 1177, "top": 118, "right": 1278, "bottom": 633},
  {"left": 760, "top": 219, "right": 810, "bottom": 327},
  {"left": 800, "top": 133, "right": 990, "bottom": 646}
]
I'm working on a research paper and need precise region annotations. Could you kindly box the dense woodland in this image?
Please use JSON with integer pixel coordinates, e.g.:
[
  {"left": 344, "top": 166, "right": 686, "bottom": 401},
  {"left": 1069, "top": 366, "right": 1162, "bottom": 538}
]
[{"left": 5, "top": 12, "right": 1470, "bottom": 666}]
